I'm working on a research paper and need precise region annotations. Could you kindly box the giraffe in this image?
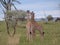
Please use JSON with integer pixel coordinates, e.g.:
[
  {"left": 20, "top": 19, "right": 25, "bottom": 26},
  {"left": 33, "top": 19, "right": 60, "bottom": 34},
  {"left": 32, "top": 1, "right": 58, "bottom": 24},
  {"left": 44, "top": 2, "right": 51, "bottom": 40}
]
[{"left": 26, "top": 10, "right": 44, "bottom": 41}]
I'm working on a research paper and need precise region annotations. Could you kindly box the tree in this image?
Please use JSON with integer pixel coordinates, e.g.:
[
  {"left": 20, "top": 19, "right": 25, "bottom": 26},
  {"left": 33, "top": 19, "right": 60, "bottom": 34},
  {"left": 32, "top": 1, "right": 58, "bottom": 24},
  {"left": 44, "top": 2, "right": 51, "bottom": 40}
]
[
  {"left": 0, "top": 0, "right": 21, "bottom": 16},
  {"left": 6, "top": 10, "right": 27, "bottom": 21},
  {"left": 47, "top": 15, "right": 53, "bottom": 21},
  {"left": 0, "top": 0, "right": 21, "bottom": 36},
  {"left": 55, "top": 17, "right": 60, "bottom": 22}
]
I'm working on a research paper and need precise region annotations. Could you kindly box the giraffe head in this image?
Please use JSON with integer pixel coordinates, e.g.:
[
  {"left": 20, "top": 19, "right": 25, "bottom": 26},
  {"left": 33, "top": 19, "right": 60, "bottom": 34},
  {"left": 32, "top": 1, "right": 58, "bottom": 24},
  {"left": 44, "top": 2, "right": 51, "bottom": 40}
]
[
  {"left": 26, "top": 10, "right": 32, "bottom": 20},
  {"left": 26, "top": 10, "right": 35, "bottom": 21}
]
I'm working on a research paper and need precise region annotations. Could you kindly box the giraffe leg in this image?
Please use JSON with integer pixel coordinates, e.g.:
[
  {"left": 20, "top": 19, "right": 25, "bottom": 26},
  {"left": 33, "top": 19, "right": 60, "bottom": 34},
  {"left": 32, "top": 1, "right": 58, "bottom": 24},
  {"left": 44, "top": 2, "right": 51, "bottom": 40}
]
[
  {"left": 39, "top": 27, "right": 44, "bottom": 39},
  {"left": 32, "top": 29, "right": 35, "bottom": 40},
  {"left": 26, "top": 25, "right": 29, "bottom": 40},
  {"left": 36, "top": 25, "right": 44, "bottom": 39},
  {"left": 26, "top": 25, "right": 32, "bottom": 41}
]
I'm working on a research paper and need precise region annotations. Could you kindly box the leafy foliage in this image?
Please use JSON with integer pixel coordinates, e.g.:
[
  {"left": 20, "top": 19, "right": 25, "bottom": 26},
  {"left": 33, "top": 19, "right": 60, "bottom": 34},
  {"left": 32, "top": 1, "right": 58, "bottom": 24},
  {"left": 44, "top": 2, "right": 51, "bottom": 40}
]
[{"left": 47, "top": 15, "right": 53, "bottom": 21}]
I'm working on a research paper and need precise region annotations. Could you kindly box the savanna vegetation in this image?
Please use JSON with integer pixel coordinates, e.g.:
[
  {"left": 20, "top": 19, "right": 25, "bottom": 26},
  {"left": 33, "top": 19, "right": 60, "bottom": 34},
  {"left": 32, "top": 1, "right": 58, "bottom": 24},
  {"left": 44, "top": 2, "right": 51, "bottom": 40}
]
[
  {"left": 0, "top": 21, "right": 60, "bottom": 45},
  {"left": 0, "top": 0, "right": 60, "bottom": 45}
]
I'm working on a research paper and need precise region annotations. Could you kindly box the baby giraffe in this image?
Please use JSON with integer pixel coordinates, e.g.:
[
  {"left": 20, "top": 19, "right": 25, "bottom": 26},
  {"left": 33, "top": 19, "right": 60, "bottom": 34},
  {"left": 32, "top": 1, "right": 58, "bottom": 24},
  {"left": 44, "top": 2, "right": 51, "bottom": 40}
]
[{"left": 26, "top": 10, "right": 44, "bottom": 41}]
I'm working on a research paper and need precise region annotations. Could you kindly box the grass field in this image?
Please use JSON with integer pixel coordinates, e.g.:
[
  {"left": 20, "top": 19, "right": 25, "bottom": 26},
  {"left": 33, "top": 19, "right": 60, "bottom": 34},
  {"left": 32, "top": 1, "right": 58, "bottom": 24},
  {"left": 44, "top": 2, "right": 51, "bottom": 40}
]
[{"left": 0, "top": 21, "right": 60, "bottom": 45}]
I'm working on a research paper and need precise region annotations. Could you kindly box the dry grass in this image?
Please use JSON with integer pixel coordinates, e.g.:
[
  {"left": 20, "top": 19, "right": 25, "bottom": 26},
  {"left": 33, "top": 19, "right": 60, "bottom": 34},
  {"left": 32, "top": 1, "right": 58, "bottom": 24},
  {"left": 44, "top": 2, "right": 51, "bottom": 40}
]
[
  {"left": 7, "top": 34, "right": 20, "bottom": 45},
  {"left": 0, "top": 21, "right": 60, "bottom": 45}
]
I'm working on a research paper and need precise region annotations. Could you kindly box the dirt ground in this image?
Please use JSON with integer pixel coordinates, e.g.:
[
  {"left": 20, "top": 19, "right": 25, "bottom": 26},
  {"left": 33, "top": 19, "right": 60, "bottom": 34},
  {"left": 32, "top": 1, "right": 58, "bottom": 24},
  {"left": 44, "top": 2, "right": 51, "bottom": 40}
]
[{"left": 7, "top": 34, "right": 20, "bottom": 45}]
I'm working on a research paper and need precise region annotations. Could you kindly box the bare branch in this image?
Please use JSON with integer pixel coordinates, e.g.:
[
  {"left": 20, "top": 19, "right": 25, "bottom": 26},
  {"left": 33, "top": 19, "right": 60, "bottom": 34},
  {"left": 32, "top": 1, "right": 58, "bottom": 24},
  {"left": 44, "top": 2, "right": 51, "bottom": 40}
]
[{"left": 11, "top": 3, "right": 18, "bottom": 11}]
